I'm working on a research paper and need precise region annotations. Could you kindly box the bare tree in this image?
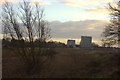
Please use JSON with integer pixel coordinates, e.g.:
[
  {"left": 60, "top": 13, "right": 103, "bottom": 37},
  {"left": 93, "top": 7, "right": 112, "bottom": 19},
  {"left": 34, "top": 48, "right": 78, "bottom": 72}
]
[
  {"left": 2, "top": 1, "right": 53, "bottom": 74},
  {"left": 102, "top": 1, "right": 120, "bottom": 47},
  {"left": 2, "top": 2, "right": 22, "bottom": 40}
]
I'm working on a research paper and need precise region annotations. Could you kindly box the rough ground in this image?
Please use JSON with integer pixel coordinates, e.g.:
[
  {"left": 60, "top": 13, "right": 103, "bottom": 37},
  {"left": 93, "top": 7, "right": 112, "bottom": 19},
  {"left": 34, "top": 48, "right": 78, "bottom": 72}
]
[{"left": 2, "top": 48, "right": 120, "bottom": 78}]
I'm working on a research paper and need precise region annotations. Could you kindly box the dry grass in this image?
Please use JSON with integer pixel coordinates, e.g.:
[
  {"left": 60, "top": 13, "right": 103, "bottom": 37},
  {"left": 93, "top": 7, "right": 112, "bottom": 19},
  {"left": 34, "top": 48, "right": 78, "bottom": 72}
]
[{"left": 2, "top": 48, "right": 120, "bottom": 78}]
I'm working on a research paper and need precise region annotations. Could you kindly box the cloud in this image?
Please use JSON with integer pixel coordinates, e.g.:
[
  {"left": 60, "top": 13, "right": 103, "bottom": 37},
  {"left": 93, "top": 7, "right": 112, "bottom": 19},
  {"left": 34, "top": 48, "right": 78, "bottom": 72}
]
[
  {"left": 29, "top": 0, "right": 51, "bottom": 5},
  {"left": 85, "top": 7, "right": 109, "bottom": 14},
  {"left": 0, "top": 0, "right": 18, "bottom": 4},
  {"left": 0, "top": 0, "right": 51, "bottom": 5},
  {"left": 59, "top": 0, "right": 83, "bottom": 7},
  {"left": 57, "top": 0, "right": 114, "bottom": 7},
  {"left": 49, "top": 20, "right": 109, "bottom": 44},
  {"left": 54, "top": 0, "right": 114, "bottom": 15}
]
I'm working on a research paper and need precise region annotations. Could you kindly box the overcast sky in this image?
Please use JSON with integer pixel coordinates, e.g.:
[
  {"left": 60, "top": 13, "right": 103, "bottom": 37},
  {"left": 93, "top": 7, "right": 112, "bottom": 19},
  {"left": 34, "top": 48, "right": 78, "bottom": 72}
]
[{"left": 0, "top": 0, "right": 118, "bottom": 44}]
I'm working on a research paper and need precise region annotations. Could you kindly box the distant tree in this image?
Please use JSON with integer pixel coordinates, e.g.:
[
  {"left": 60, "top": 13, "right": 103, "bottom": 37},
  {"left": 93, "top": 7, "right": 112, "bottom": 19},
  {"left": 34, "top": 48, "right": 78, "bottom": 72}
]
[
  {"left": 101, "top": 39, "right": 115, "bottom": 47},
  {"left": 92, "top": 42, "right": 99, "bottom": 48},
  {"left": 2, "top": 1, "right": 53, "bottom": 74},
  {"left": 46, "top": 41, "right": 66, "bottom": 48},
  {"left": 102, "top": 1, "right": 120, "bottom": 47}
]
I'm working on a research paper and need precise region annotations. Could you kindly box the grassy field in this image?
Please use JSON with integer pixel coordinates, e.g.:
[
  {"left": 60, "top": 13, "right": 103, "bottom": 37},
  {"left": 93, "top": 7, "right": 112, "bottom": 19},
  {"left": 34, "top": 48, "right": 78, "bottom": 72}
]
[{"left": 2, "top": 48, "right": 120, "bottom": 78}]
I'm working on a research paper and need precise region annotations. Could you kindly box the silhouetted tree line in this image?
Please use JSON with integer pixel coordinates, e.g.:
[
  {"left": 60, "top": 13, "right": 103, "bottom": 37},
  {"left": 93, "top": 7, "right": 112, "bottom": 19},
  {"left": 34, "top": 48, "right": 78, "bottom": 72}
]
[{"left": 2, "top": 38, "right": 66, "bottom": 48}]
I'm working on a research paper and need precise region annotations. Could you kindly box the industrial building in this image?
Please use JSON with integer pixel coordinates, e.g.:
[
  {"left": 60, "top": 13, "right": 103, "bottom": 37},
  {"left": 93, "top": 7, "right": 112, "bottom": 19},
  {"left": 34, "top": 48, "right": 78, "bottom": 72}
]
[
  {"left": 80, "top": 36, "right": 92, "bottom": 48},
  {"left": 67, "top": 40, "right": 76, "bottom": 48}
]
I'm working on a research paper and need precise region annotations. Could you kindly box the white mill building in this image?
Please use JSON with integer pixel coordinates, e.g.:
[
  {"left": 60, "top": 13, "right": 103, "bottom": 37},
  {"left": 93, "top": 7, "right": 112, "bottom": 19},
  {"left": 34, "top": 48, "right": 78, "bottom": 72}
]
[
  {"left": 80, "top": 36, "right": 92, "bottom": 48},
  {"left": 67, "top": 40, "right": 76, "bottom": 48}
]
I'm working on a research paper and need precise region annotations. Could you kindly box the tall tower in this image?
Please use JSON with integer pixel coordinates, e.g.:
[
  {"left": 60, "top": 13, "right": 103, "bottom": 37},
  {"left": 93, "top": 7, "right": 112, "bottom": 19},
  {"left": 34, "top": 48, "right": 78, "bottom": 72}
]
[{"left": 80, "top": 36, "right": 92, "bottom": 48}]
